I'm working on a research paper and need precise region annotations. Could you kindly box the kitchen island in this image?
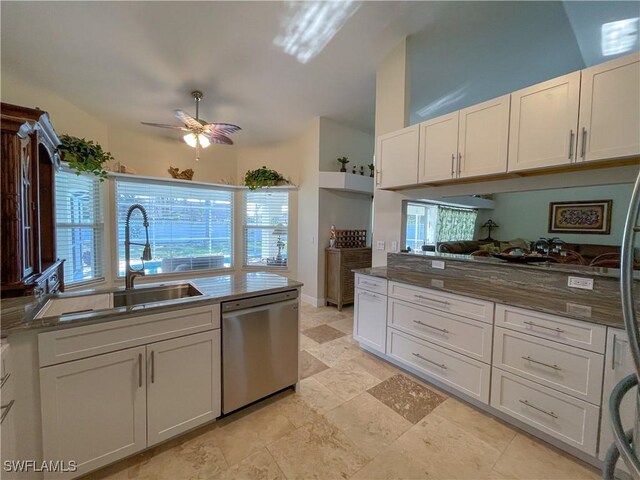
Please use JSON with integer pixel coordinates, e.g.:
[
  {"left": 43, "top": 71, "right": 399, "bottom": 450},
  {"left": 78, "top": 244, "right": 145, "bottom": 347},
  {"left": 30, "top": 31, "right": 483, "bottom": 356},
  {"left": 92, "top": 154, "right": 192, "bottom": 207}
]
[{"left": 1, "top": 272, "right": 302, "bottom": 480}]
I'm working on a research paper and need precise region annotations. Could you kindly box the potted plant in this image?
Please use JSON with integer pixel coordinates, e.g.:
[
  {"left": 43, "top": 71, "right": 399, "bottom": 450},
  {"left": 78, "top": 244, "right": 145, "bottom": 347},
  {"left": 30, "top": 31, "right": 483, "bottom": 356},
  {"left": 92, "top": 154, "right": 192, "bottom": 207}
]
[
  {"left": 57, "top": 135, "right": 114, "bottom": 181},
  {"left": 244, "top": 166, "right": 288, "bottom": 190},
  {"left": 337, "top": 156, "right": 349, "bottom": 172},
  {"left": 368, "top": 163, "right": 375, "bottom": 178}
]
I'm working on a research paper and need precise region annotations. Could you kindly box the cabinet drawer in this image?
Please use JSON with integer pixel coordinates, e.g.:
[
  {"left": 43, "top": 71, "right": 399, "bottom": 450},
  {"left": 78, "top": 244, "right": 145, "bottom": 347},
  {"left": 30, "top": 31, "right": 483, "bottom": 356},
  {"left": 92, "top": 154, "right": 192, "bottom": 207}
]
[
  {"left": 490, "top": 368, "right": 599, "bottom": 455},
  {"left": 493, "top": 327, "right": 604, "bottom": 404},
  {"left": 495, "top": 304, "right": 606, "bottom": 353},
  {"left": 386, "top": 328, "right": 491, "bottom": 403},
  {"left": 355, "top": 274, "right": 387, "bottom": 295},
  {"left": 389, "top": 281, "right": 494, "bottom": 324},
  {"left": 39, "top": 304, "right": 220, "bottom": 367},
  {"left": 388, "top": 297, "right": 493, "bottom": 363}
]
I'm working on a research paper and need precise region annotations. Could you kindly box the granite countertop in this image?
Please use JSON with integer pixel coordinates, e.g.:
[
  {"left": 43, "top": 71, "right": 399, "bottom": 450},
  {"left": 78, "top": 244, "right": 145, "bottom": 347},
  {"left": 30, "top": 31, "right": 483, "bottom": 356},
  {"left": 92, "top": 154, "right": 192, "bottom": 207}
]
[
  {"left": 1, "top": 272, "right": 302, "bottom": 337},
  {"left": 354, "top": 266, "right": 634, "bottom": 329}
]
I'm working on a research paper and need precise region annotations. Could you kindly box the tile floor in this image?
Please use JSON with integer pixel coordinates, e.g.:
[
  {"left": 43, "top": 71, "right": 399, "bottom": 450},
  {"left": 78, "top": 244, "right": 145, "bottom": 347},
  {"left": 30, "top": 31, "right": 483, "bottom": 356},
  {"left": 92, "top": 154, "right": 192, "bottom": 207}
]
[{"left": 86, "top": 304, "right": 601, "bottom": 480}]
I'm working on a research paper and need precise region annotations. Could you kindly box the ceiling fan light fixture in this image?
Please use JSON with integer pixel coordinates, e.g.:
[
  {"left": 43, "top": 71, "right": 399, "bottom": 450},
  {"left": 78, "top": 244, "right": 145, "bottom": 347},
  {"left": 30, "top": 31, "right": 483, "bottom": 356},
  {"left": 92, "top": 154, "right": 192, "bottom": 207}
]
[{"left": 183, "top": 133, "right": 210, "bottom": 149}]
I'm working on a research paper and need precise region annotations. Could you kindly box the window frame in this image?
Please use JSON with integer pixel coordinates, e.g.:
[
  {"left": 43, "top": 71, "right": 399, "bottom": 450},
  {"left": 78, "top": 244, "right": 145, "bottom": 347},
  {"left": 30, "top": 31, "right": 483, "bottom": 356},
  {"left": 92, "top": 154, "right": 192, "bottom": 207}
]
[
  {"left": 55, "top": 167, "right": 105, "bottom": 287},
  {"left": 241, "top": 189, "right": 290, "bottom": 270},
  {"left": 113, "top": 177, "right": 235, "bottom": 278}
]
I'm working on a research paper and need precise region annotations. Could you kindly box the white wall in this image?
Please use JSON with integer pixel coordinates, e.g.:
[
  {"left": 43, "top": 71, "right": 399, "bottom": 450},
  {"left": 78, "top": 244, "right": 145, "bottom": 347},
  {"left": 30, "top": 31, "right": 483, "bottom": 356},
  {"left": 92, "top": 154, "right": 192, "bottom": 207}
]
[{"left": 477, "top": 183, "right": 634, "bottom": 246}]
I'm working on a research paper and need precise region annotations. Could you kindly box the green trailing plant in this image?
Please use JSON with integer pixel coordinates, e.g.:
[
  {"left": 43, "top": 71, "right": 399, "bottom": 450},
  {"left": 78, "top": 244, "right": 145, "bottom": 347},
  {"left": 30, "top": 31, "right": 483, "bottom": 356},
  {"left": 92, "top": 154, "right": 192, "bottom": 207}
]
[
  {"left": 337, "top": 156, "right": 349, "bottom": 172},
  {"left": 244, "top": 166, "right": 288, "bottom": 190},
  {"left": 57, "top": 134, "right": 113, "bottom": 181}
]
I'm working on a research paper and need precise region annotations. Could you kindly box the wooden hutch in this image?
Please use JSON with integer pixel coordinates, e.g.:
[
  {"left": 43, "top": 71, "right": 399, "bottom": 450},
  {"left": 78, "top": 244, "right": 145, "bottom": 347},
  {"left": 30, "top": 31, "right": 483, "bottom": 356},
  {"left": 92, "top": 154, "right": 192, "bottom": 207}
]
[{"left": 1, "top": 103, "right": 64, "bottom": 298}]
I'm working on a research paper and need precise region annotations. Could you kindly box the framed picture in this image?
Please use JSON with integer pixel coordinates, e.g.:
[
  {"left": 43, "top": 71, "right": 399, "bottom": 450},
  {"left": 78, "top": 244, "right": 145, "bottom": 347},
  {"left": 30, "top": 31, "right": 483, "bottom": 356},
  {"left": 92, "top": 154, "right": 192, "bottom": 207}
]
[{"left": 548, "top": 200, "right": 612, "bottom": 235}]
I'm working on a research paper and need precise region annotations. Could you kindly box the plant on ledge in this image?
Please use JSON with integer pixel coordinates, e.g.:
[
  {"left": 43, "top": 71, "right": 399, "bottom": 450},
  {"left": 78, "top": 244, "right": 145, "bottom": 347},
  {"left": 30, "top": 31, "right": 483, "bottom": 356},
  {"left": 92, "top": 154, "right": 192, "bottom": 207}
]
[
  {"left": 244, "top": 166, "right": 288, "bottom": 190},
  {"left": 57, "top": 134, "right": 114, "bottom": 181}
]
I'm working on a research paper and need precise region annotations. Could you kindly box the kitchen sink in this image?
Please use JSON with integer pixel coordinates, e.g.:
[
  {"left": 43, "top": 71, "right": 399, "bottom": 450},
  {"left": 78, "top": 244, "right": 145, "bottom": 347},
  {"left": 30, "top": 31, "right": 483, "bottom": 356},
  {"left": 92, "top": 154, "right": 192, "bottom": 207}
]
[
  {"left": 112, "top": 283, "right": 203, "bottom": 307},
  {"left": 35, "top": 283, "right": 204, "bottom": 319}
]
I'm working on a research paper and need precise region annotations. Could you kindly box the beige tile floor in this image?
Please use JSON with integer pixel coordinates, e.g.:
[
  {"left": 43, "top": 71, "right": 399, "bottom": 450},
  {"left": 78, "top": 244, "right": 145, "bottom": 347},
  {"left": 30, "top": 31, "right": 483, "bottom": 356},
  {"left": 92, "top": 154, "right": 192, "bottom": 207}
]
[{"left": 86, "top": 304, "right": 601, "bottom": 480}]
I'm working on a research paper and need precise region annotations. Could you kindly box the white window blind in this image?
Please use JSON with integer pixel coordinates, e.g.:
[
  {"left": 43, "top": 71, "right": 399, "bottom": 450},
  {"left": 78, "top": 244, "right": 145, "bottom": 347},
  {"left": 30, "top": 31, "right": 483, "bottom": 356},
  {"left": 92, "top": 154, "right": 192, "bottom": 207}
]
[
  {"left": 243, "top": 191, "right": 289, "bottom": 267},
  {"left": 115, "top": 179, "right": 233, "bottom": 276},
  {"left": 55, "top": 170, "right": 104, "bottom": 285}
]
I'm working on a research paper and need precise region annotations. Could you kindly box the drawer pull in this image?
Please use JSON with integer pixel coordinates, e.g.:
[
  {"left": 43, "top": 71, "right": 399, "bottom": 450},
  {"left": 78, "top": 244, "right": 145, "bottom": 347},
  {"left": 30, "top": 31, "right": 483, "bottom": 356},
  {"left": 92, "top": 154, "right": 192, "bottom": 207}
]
[
  {"left": 523, "top": 321, "right": 564, "bottom": 334},
  {"left": 151, "top": 351, "right": 155, "bottom": 384},
  {"left": 412, "top": 352, "right": 447, "bottom": 369},
  {"left": 414, "top": 295, "right": 449, "bottom": 306},
  {"left": 0, "top": 373, "right": 10, "bottom": 389},
  {"left": 361, "top": 280, "right": 378, "bottom": 287},
  {"left": 518, "top": 399, "right": 558, "bottom": 419},
  {"left": 413, "top": 320, "right": 449, "bottom": 334},
  {"left": 0, "top": 400, "right": 15, "bottom": 424},
  {"left": 522, "top": 356, "right": 562, "bottom": 371},
  {"left": 138, "top": 353, "right": 143, "bottom": 388},
  {"left": 360, "top": 291, "right": 380, "bottom": 299}
]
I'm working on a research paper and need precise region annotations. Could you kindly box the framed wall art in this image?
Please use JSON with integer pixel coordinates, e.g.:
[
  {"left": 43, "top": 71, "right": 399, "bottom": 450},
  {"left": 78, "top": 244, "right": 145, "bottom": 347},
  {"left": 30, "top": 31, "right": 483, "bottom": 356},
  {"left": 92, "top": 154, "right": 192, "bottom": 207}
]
[{"left": 548, "top": 200, "right": 612, "bottom": 235}]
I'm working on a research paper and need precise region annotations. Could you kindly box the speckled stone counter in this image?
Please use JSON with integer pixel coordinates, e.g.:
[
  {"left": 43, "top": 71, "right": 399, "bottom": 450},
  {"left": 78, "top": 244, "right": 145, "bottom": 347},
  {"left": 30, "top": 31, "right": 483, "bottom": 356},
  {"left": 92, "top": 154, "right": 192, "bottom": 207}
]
[
  {"left": 1, "top": 272, "right": 302, "bottom": 336},
  {"left": 354, "top": 255, "right": 638, "bottom": 329}
]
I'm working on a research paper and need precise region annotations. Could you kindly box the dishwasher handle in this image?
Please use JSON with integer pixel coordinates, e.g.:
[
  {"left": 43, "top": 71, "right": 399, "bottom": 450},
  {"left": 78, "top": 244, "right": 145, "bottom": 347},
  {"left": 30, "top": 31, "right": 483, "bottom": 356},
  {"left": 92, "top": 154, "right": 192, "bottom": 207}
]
[{"left": 222, "top": 289, "right": 298, "bottom": 313}]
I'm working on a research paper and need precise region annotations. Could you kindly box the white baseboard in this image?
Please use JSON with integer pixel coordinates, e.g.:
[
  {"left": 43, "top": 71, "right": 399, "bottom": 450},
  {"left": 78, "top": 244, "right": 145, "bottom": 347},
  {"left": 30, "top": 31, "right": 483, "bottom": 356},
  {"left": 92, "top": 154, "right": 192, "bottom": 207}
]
[{"left": 301, "top": 294, "right": 325, "bottom": 307}]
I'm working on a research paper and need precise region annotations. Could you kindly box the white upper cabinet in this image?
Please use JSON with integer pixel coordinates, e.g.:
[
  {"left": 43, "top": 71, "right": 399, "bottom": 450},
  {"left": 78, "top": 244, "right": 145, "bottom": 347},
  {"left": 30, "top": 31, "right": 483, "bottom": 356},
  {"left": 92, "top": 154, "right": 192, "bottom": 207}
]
[
  {"left": 578, "top": 53, "right": 640, "bottom": 163},
  {"left": 507, "top": 71, "right": 581, "bottom": 172},
  {"left": 418, "top": 112, "right": 459, "bottom": 183},
  {"left": 458, "top": 94, "right": 511, "bottom": 178},
  {"left": 376, "top": 124, "right": 419, "bottom": 189}
]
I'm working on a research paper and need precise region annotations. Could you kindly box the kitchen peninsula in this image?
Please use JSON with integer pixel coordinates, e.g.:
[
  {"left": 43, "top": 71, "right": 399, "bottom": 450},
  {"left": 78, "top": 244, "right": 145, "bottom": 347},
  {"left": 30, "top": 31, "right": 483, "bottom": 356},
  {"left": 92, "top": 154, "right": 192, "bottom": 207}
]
[{"left": 353, "top": 253, "right": 637, "bottom": 471}]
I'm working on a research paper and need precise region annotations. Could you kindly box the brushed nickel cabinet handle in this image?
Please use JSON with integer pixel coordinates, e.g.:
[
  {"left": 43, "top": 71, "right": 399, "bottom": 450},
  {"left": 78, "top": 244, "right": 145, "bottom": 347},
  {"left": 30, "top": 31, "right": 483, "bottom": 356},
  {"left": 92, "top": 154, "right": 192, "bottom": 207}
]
[
  {"left": 522, "top": 356, "right": 562, "bottom": 371},
  {"left": 414, "top": 320, "right": 449, "bottom": 334},
  {"left": 0, "top": 373, "right": 10, "bottom": 389},
  {"left": 523, "top": 321, "right": 564, "bottom": 333},
  {"left": 568, "top": 130, "right": 574, "bottom": 160},
  {"left": 580, "top": 127, "right": 587, "bottom": 159},
  {"left": 151, "top": 351, "right": 155, "bottom": 384},
  {"left": 138, "top": 353, "right": 143, "bottom": 388},
  {"left": 457, "top": 152, "right": 462, "bottom": 176},
  {"left": 0, "top": 400, "right": 15, "bottom": 424},
  {"left": 519, "top": 399, "right": 558, "bottom": 419},
  {"left": 414, "top": 294, "right": 449, "bottom": 306},
  {"left": 412, "top": 352, "right": 447, "bottom": 369},
  {"left": 451, "top": 154, "right": 455, "bottom": 177},
  {"left": 362, "top": 280, "right": 378, "bottom": 287}
]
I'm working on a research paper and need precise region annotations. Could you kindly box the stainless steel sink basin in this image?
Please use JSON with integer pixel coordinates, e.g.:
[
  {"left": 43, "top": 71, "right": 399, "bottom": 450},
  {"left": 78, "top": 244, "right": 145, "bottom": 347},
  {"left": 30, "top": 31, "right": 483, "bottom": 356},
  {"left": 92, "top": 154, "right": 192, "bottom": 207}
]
[{"left": 112, "top": 283, "right": 203, "bottom": 308}]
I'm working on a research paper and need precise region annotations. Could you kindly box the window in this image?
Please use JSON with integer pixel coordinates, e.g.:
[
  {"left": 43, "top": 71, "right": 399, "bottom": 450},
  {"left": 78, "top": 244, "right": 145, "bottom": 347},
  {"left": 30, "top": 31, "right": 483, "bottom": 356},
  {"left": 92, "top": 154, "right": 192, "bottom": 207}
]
[
  {"left": 243, "top": 190, "right": 289, "bottom": 267},
  {"left": 55, "top": 170, "right": 104, "bottom": 285},
  {"left": 115, "top": 179, "right": 233, "bottom": 276},
  {"left": 404, "top": 201, "right": 478, "bottom": 250}
]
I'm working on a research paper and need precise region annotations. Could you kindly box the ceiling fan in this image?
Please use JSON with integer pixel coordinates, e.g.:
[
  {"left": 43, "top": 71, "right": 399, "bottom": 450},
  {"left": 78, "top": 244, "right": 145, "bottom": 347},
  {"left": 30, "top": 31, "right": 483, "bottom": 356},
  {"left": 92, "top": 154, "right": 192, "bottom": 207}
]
[{"left": 141, "top": 91, "right": 241, "bottom": 161}]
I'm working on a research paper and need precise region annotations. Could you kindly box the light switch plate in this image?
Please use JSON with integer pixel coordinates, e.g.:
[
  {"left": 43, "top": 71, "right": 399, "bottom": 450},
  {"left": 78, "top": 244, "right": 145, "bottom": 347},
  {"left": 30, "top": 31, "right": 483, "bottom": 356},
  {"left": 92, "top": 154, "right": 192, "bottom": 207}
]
[
  {"left": 567, "top": 276, "right": 594, "bottom": 290},
  {"left": 391, "top": 241, "right": 398, "bottom": 252},
  {"left": 432, "top": 260, "right": 445, "bottom": 270},
  {"left": 376, "top": 240, "right": 385, "bottom": 250}
]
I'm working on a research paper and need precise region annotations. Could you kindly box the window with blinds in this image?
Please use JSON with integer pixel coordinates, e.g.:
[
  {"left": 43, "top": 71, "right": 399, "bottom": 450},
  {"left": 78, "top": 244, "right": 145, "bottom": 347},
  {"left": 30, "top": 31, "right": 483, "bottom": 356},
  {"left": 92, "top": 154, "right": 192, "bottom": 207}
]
[
  {"left": 243, "top": 190, "right": 289, "bottom": 267},
  {"left": 115, "top": 179, "right": 233, "bottom": 276},
  {"left": 55, "top": 170, "right": 104, "bottom": 285}
]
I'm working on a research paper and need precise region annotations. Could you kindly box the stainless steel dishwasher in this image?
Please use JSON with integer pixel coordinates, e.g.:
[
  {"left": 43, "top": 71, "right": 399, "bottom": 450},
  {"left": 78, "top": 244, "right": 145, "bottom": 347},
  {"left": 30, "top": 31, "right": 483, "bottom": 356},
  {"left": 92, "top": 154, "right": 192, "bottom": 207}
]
[{"left": 221, "top": 289, "right": 299, "bottom": 414}]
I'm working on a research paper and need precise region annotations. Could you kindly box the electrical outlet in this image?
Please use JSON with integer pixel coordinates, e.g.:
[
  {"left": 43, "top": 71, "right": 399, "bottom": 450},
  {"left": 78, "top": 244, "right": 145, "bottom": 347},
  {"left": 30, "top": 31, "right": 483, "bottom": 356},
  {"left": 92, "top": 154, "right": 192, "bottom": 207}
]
[
  {"left": 391, "top": 241, "right": 398, "bottom": 252},
  {"left": 432, "top": 260, "right": 445, "bottom": 270},
  {"left": 376, "top": 240, "right": 385, "bottom": 250},
  {"left": 566, "top": 302, "right": 592, "bottom": 318},
  {"left": 567, "top": 276, "right": 594, "bottom": 290},
  {"left": 431, "top": 279, "right": 444, "bottom": 288}
]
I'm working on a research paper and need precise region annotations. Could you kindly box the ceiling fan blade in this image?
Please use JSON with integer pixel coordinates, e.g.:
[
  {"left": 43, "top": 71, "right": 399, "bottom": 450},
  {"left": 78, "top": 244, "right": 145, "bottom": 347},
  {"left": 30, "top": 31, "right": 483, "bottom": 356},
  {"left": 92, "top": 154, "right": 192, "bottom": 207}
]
[
  {"left": 175, "top": 110, "right": 204, "bottom": 131},
  {"left": 203, "top": 122, "right": 242, "bottom": 136},
  {"left": 203, "top": 132, "right": 234, "bottom": 145},
  {"left": 141, "top": 122, "right": 188, "bottom": 131}
]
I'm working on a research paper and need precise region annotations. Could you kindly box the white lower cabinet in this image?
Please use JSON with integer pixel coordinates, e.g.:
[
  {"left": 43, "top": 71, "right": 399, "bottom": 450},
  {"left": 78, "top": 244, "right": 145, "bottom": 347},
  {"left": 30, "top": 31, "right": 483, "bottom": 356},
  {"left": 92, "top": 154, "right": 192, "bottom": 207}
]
[
  {"left": 386, "top": 328, "right": 491, "bottom": 403},
  {"left": 40, "top": 326, "right": 221, "bottom": 479},
  {"left": 147, "top": 330, "right": 221, "bottom": 446},
  {"left": 353, "top": 287, "right": 387, "bottom": 354},
  {"left": 40, "top": 346, "right": 147, "bottom": 479},
  {"left": 491, "top": 368, "right": 600, "bottom": 456},
  {"left": 599, "top": 328, "right": 637, "bottom": 471}
]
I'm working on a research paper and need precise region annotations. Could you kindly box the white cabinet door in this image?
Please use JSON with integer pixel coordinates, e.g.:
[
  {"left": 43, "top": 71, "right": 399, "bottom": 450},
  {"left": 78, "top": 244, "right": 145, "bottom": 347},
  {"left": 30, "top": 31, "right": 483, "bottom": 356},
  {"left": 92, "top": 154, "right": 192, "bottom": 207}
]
[
  {"left": 508, "top": 71, "right": 581, "bottom": 172},
  {"left": 418, "top": 112, "right": 459, "bottom": 183},
  {"left": 376, "top": 125, "right": 419, "bottom": 189},
  {"left": 578, "top": 53, "right": 640, "bottom": 163},
  {"left": 147, "top": 330, "right": 220, "bottom": 446},
  {"left": 40, "top": 346, "right": 147, "bottom": 479},
  {"left": 599, "top": 328, "right": 637, "bottom": 468},
  {"left": 458, "top": 95, "right": 510, "bottom": 179},
  {"left": 353, "top": 288, "right": 387, "bottom": 353}
]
